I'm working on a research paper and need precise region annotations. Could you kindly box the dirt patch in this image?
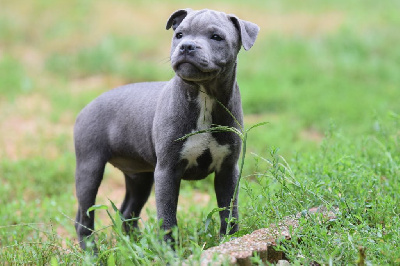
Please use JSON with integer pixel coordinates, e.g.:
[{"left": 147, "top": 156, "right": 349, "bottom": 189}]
[
  {"left": 13, "top": 45, "right": 45, "bottom": 74},
  {"left": 250, "top": 11, "right": 344, "bottom": 36},
  {"left": 91, "top": 3, "right": 344, "bottom": 56},
  {"left": 93, "top": 1, "right": 345, "bottom": 36},
  {"left": 69, "top": 75, "right": 128, "bottom": 95},
  {"left": 300, "top": 127, "right": 325, "bottom": 143},
  {"left": 244, "top": 113, "right": 278, "bottom": 125},
  {"left": 0, "top": 94, "right": 74, "bottom": 160},
  {"left": 93, "top": 2, "right": 173, "bottom": 37}
]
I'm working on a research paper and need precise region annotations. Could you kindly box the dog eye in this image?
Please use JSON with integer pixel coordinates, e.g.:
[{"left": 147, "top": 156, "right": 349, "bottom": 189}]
[
  {"left": 176, "top": 32, "right": 183, "bottom": 39},
  {"left": 211, "top": 34, "right": 223, "bottom": 41}
]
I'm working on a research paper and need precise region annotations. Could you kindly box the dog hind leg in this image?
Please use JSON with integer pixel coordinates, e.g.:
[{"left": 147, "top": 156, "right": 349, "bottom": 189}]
[
  {"left": 120, "top": 172, "right": 154, "bottom": 233},
  {"left": 75, "top": 157, "right": 106, "bottom": 251}
]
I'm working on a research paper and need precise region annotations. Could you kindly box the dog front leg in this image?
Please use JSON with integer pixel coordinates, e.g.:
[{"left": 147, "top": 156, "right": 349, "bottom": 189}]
[
  {"left": 154, "top": 166, "right": 181, "bottom": 243},
  {"left": 214, "top": 164, "right": 239, "bottom": 236}
]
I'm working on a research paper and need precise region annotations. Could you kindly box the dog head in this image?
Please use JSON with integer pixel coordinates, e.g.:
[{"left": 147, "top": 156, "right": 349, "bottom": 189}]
[{"left": 166, "top": 9, "right": 259, "bottom": 83}]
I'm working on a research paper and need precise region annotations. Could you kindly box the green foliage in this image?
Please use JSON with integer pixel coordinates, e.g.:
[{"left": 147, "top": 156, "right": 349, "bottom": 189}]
[
  {"left": 239, "top": 29, "right": 400, "bottom": 128},
  {"left": 240, "top": 113, "right": 400, "bottom": 264},
  {"left": 1, "top": 0, "right": 399, "bottom": 264},
  {"left": 0, "top": 56, "right": 33, "bottom": 100},
  {"left": 45, "top": 35, "right": 171, "bottom": 82}
]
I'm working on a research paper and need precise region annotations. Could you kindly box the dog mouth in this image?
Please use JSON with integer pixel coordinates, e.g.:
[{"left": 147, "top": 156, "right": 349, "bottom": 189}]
[
  {"left": 173, "top": 61, "right": 220, "bottom": 82},
  {"left": 173, "top": 58, "right": 216, "bottom": 73},
  {"left": 171, "top": 56, "right": 221, "bottom": 82},
  {"left": 173, "top": 61, "right": 196, "bottom": 71}
]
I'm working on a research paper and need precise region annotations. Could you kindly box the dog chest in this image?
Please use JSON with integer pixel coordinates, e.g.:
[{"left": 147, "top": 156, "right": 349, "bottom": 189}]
[{"left": 180, "top": 92, "right": 231, "bottom": 173}]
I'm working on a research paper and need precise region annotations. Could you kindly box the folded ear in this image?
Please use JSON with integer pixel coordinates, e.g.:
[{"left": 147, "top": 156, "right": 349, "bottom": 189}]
[
  {"left": 166, "top": 8, "right": 192, "bottom": 31},
  {"left": 229, "top": 15, "right": 260, "bottom": 51}
]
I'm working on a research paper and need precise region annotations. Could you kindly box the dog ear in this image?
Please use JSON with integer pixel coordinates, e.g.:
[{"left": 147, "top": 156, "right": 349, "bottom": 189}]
[
  {"left": 229, "top": 15, "right": 260, "bottom": 51},
  {"left": 166, "top": 9, "right": 192, "bottom": 31}
]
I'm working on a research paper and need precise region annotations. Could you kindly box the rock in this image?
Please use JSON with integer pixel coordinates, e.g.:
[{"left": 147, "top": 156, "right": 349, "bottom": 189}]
[
  {"left": 277, "top": 260, "right": 291, "bottom": 266},
  {"left": 188, "top": 206, "right": 337, "bottom": 265}
]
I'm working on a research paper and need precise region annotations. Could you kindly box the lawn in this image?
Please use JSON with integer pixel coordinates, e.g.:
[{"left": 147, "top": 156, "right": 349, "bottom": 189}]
[{"left": 0, "top": 0, "right": 399, "bottom": 264}]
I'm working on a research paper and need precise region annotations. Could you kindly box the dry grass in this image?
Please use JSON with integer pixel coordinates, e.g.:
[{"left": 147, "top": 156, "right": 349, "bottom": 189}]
[{"left": 0, "top": 94, "right": 73, "bottom": 160}]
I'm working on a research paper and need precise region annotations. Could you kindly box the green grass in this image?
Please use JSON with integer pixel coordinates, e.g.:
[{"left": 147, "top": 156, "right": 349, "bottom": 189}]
[
  {"left": 241, "top": 114, "right": 400, "bottom": 264},
  {"left": 1, "top": 0, "right": 399, "bottom": 264}
]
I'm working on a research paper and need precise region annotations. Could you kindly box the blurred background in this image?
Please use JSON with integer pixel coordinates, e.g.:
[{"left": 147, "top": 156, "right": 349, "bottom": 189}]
[{"left": 1, "top": 0, "right": 399, "bottom": 254}]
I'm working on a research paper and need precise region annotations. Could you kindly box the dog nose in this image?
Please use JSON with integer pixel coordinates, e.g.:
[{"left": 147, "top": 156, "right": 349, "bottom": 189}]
[{"left": 179, "top": 41, "right": 197, "bottom": 54}]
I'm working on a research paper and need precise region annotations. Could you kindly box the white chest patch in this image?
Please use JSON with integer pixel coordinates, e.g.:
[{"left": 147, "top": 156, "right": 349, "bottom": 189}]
[{"left": 180, "top": 91, "right": 231, "bottom": 173}]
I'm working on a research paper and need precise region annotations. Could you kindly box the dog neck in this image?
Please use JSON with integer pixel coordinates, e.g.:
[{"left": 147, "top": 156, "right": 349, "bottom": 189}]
[{"left": 178, "top": 60, "right": 239, "bottom": 106}]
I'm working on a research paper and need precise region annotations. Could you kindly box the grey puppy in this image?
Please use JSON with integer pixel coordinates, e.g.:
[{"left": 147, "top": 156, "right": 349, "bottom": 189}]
[{"left": 74, "top": 8, "right": 259, "bottom": 250}]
